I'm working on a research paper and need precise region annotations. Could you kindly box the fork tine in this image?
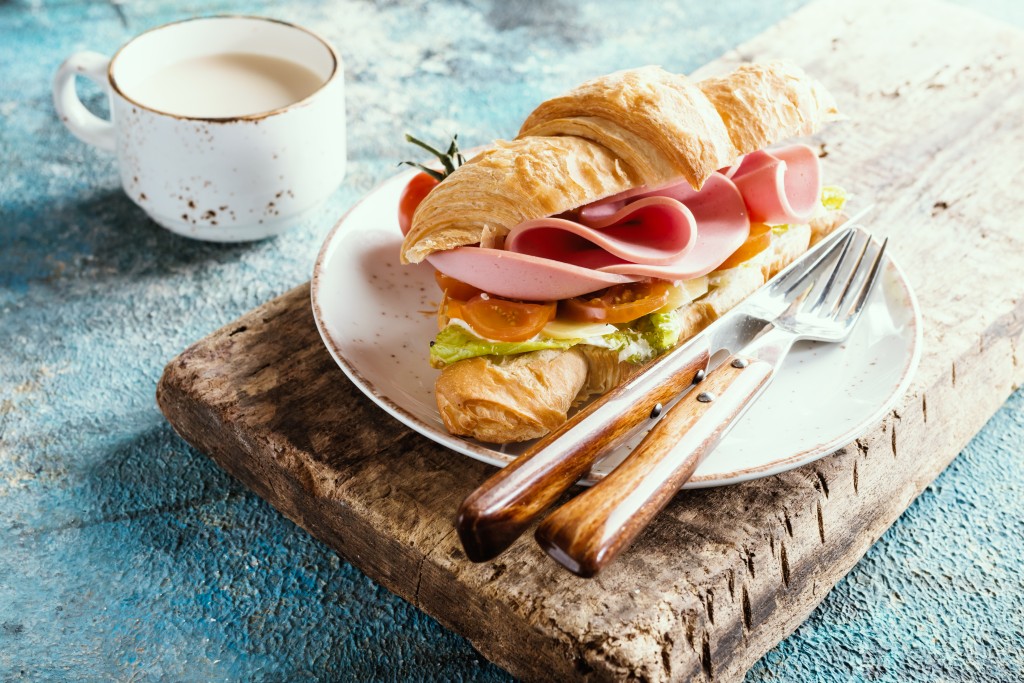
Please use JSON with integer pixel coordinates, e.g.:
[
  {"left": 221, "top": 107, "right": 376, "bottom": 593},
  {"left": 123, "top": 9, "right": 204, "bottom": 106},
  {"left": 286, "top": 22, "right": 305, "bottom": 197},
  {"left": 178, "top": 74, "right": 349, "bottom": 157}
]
[
  {"left": 776, "top": 229, "right": 887, "bottom": 342},
  {"left": 809, "top": 230, "right": 856, "bottom": 313},
  {"left": 825, "top": 233, "right": 872, "bottom": 316},
  {"left": 843, "top": 237, "right": 888, "bottom": 319},
  {"left": 781, "top": 229, "right": 855, "bottom": 298}
]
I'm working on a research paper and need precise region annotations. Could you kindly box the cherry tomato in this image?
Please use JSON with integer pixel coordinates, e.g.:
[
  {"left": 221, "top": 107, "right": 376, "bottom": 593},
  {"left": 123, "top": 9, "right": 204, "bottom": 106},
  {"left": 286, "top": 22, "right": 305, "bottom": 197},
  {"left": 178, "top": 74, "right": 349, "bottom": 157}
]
[
  {"left": 398, "top": 172, "right": 440, "bottom": 236},
  {"left": 559, "top": 281, "right": 675, "bottom": 324},
  {"left": 717, "top": 222, "right": 772, "bottom": 270},
  {"left": 442, "top": 296, "right": 464, "bottom": 322},
  {"left": 434, "top": 271, "right": 483, "bottom": 301},
  {"left": 460, "top": 295, "right": 556, "bottom": 342}
]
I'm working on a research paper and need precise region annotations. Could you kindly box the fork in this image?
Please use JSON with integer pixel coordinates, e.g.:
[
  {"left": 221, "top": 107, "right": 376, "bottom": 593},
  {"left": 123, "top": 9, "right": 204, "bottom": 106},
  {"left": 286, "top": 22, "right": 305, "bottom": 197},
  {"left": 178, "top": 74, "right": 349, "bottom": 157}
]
[{"left": 535, "top": 228, "right": 888, "bottom": 577}]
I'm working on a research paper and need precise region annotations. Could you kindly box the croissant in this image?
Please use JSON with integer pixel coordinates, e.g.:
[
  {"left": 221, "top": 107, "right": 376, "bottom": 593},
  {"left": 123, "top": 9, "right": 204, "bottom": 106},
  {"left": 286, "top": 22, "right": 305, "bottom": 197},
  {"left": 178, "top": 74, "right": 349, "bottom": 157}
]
[
  {"left": 401, "top": 62, "right": 839, "bottom": 264},
  {"left": 400, "top": 61, "right": 844, "bottom": 443}
]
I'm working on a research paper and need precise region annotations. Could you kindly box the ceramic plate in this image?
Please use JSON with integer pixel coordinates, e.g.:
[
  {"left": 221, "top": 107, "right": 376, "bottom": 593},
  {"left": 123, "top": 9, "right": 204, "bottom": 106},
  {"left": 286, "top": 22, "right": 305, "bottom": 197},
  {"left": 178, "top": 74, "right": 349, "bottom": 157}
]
[{"left": 312, "top": 170, "right": 922, "bottom": 488}]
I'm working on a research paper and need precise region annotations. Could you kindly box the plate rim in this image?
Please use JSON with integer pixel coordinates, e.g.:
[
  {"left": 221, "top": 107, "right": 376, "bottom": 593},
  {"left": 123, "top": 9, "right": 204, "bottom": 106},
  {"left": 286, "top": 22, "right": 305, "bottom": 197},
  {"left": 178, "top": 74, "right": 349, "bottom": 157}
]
[{"left": 311, "top": 170, "right": 923, "bottom": 488}]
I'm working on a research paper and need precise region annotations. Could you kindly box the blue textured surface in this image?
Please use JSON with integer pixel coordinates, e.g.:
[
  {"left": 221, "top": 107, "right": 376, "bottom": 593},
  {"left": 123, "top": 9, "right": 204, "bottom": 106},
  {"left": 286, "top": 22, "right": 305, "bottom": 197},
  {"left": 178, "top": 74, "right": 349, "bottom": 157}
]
[{"left": 1, "top": 1, "right": 1022, "bottom": 680}]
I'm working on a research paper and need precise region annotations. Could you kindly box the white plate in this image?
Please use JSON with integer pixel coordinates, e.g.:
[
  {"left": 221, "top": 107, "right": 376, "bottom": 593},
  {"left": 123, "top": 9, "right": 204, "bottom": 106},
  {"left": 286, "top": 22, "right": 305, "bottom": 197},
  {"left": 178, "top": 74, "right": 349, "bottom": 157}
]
[{"left": 312, "top": 170, "right": 922, "bottom": 488}]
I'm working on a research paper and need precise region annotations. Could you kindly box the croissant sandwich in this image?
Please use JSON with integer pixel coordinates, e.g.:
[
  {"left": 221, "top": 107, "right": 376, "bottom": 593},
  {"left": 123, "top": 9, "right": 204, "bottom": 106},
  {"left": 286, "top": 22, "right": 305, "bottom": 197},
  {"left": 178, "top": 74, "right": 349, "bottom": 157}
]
[{"left": 398, "top": 61, "right": 848, "bottom": 444}]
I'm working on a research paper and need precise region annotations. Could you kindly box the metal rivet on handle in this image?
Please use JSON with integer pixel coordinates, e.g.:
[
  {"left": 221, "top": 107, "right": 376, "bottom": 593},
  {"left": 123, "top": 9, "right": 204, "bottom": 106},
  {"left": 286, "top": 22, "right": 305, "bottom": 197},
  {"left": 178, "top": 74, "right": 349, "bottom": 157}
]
[
  {"left": 697, "top": 392, "right": 716, "bottom": 403},
  {"left": 692, "top": 369, "right": 706, "bottom": 384},
  {"left": 650, "top": 403, "right": 663, "bottom": 419},
  {"left": 731, "top": 358, "right": 749, "bottom": 369}
]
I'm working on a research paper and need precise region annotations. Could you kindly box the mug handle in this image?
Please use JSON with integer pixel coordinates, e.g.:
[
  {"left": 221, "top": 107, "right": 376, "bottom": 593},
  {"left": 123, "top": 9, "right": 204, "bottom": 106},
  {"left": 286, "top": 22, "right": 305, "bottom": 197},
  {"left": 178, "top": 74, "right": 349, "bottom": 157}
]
[{"left": 53, "top": 51, "right": 116, "bottom": 152}]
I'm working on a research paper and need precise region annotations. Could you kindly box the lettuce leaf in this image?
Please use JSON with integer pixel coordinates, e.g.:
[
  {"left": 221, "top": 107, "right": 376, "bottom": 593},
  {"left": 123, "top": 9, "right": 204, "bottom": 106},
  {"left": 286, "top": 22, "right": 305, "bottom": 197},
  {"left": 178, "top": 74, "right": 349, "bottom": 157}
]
[
  {"left": 626, "top": 312, "right": 684, "bottom": 363},
  {"left": 821, "top": 185, "right": 848, "bottom": 212},
  {"left": 429, "top": 310, "right": 684, "bottom": 367},
  {"left": 430, "top": 325, "right": 577, "bottom": 367}
]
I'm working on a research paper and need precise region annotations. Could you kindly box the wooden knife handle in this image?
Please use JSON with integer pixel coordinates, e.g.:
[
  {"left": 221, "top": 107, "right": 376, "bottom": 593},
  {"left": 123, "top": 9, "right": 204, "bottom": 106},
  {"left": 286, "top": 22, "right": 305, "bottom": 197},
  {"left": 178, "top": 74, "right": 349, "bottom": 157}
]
[
  {"left": 456, "top": 345, "right": 711, "bottom": 562},
  {"left": 535, "top": 354, "right": 773, "bottom": 577}
]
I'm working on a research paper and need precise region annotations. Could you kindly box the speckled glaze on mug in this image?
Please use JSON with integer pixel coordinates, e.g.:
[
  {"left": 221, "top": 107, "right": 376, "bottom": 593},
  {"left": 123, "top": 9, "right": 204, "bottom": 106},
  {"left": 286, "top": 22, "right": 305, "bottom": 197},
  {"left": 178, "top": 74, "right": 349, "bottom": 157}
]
[{"left": 53, "top": 16, "right": 346, "bottom": 242}]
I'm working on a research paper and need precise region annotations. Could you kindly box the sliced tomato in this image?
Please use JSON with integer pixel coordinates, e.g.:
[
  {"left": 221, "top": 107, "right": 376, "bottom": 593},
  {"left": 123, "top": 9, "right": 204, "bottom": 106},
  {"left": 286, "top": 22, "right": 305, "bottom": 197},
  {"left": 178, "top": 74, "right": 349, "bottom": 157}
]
[
  {"left": 434, "top": 271, "right": 483, "bottom": 301},
  {"left": 717, "top": 222, "right": 772, "bottom": 270},
  {"left": 459, "top": 295, "right": 556, "bottom": 342},
  {"left": 441, "top": 295, "right": 463, "bottom": 328},
  {"left": 559, "top": 281, "right": 675, "bottom": 324},
  {"left": 398, "top": 172, "right": 440, "bottom": 236}
]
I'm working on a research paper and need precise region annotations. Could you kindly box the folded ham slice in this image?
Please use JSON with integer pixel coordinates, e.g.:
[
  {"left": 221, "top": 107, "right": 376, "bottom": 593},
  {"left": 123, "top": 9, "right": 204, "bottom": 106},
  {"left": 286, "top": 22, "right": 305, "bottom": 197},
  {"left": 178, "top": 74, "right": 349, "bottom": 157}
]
[
  {"left": 506, "top": 196, "right": 698, "bottom": 269},
  {"left": 428, "top": 144, "right": 820, "bottom": 301},
  {"left": 728, "top": 144, "right": 821, "bottom": 224},
  {"left": 427, "top": 248, "right": 638, "bottom": 301}
]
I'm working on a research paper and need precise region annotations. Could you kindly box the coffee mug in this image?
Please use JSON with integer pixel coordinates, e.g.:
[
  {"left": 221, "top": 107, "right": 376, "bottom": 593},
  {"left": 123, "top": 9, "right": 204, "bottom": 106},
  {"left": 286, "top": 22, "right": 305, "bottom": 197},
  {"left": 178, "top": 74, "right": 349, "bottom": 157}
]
[{"left": 53, "top": 16, "right": 346, "bottom": 241}]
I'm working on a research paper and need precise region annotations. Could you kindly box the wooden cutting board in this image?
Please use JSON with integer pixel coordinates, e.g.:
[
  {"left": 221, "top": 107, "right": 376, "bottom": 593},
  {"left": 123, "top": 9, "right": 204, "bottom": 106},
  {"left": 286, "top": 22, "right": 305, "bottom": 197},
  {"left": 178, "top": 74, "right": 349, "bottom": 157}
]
[{"left": 157, "top": 0, "right": 1024, "bottom": 680}]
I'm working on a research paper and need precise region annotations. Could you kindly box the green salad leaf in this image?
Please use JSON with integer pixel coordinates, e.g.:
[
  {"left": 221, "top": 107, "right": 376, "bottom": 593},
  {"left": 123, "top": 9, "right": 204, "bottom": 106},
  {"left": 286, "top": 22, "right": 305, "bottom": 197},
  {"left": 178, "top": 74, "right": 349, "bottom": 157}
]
[
  {"left": 429, "top": 310, "right": 685, "bottom": 367},
  {"left": 429, "top": 325, "right": 577, "bottom": 367},
  {"left": 821, "top": 185, "right": 848, "bottom": 212},
  {"left": 635, "top": 312, "right": 684, "bottom": 358}
]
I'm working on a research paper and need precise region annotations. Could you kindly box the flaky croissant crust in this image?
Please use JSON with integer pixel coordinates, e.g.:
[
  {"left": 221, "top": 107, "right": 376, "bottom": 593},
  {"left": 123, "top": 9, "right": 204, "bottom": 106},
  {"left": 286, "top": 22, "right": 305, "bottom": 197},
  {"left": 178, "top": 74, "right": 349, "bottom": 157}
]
[{"left": 401, "top": 61, "right": 840, "bottom": 264}]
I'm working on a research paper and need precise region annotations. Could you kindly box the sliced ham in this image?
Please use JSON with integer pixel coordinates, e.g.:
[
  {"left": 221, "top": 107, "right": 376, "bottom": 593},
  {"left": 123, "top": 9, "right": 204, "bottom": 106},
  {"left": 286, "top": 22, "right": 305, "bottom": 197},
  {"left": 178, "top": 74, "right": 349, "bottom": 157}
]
[
  {"left": 506, "top": 196, "right": 698, "bottom": 268},
  {"left": 592, "top": 173, "right": 751, "bottom": 279},
  {"left": 729, "top": 144, "right": 821, "bottom": 224},
  {"left": 427, "top": 248, "right": 638, "bottom": 301},
  {"left": 428, "top": 144, "right": 821, "bottom": 301}
]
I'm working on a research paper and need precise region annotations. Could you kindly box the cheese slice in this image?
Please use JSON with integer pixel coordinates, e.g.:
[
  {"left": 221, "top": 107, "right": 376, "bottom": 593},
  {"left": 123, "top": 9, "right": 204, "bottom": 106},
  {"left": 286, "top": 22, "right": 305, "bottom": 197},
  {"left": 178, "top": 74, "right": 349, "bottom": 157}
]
[{"left": 541, "top": 319, "right": 619, "bottom": 340}]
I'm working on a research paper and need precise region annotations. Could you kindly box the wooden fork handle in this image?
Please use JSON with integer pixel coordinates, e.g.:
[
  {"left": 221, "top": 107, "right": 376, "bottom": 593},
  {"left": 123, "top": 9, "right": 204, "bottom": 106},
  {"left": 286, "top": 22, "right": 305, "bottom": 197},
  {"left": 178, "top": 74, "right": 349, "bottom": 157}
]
[
  {"left": 456, "top": 345, "right": 710, "bottom": 562},
  {"left": 535, "top": 354, "right": 773, "bottom": 577}
]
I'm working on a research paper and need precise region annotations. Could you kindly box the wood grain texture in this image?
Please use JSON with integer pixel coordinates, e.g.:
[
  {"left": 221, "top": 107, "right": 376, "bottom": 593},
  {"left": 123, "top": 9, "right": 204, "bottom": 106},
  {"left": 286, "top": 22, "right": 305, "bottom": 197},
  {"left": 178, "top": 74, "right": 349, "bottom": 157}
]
[{"left": 157, "top": 0, "right": 1024, "bottom": 680}]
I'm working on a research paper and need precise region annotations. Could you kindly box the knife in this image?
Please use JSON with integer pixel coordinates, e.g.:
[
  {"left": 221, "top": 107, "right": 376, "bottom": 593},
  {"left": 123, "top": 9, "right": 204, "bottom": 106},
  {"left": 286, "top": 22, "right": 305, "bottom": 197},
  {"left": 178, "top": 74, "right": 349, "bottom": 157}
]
[{"left": 455, "top": 216, "right": 865, "bottom": 562}]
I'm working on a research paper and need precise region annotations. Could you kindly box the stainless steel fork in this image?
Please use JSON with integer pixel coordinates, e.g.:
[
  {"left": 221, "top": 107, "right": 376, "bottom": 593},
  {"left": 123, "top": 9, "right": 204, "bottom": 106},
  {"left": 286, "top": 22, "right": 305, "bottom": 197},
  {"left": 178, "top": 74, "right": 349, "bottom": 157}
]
[{"left": 536, "top": 227, "right": 889, "bottom": 577}]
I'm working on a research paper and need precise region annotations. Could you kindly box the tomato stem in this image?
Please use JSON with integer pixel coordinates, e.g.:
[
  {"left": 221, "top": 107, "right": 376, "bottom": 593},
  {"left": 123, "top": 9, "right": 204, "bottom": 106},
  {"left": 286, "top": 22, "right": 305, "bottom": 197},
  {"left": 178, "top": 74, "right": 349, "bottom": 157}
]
[
  {"left": 399, "top": 161, "right": 446, "bottom": 182},
  {"left": 400, "top": 133, "right": 466, "bottom": 182}
]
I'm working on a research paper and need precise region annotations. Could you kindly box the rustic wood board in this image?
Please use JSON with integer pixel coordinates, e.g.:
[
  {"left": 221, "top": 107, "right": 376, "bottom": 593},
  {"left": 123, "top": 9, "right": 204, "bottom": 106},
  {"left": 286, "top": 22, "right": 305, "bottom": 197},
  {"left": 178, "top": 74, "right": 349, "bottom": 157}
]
[{"left": 157, "top": 0, "right": 1024, "bottom": 680}]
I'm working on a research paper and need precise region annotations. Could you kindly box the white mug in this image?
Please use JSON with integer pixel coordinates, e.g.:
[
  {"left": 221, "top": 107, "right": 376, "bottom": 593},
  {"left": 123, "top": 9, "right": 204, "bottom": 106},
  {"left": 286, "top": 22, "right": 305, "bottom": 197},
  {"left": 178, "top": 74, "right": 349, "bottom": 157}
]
[{"left": 53, "top": 16, "right": 346, "bottom": 242}]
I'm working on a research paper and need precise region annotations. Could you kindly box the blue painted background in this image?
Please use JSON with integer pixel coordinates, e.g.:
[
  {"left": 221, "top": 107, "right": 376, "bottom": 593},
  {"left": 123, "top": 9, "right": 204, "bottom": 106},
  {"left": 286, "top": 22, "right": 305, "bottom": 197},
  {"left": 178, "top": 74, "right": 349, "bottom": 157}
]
[{"left": 1, "top": 0, "right": 1022, "bottom": 680}]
